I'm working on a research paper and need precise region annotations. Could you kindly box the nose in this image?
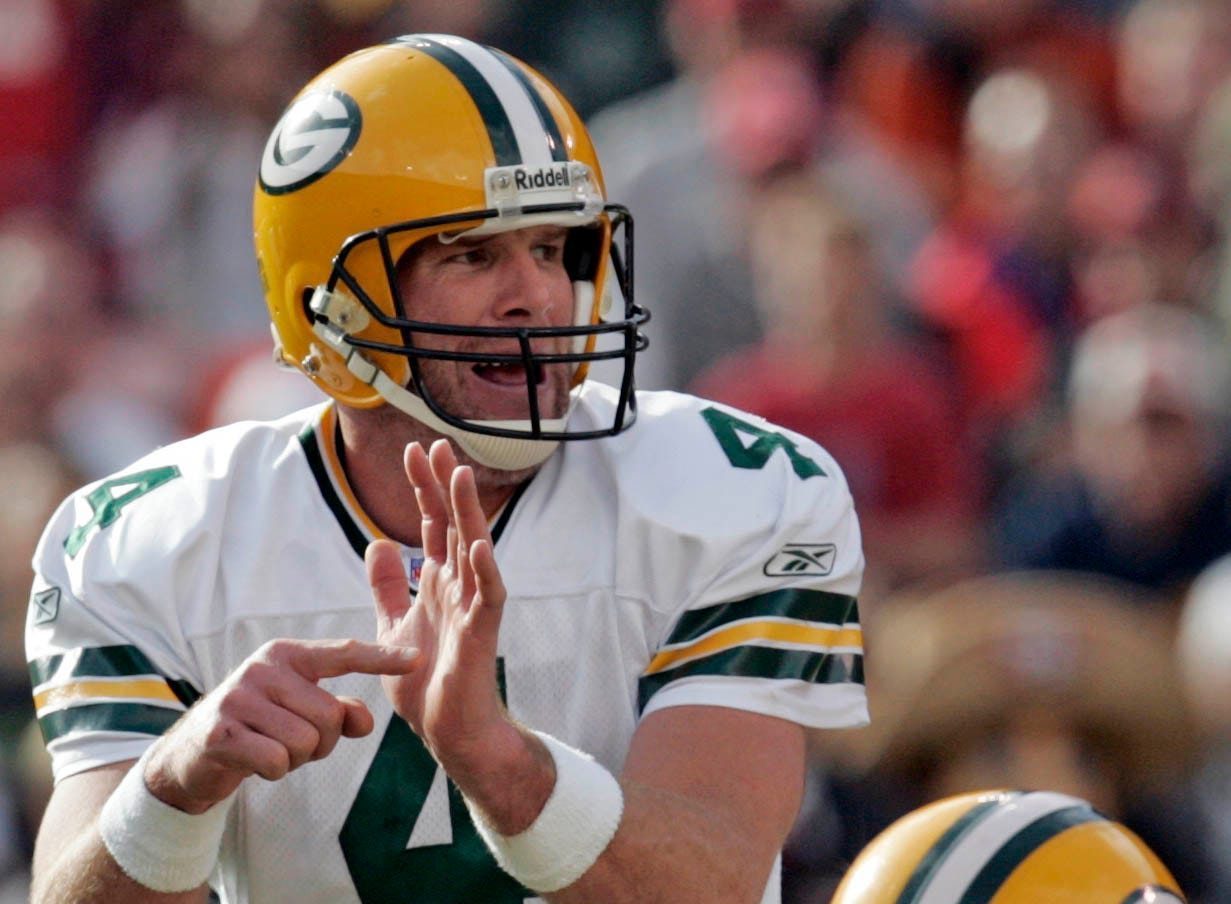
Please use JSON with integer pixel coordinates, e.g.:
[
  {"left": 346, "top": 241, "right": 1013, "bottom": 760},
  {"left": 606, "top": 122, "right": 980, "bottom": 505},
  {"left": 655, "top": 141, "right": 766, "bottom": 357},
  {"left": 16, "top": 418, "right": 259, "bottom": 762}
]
[{"left": 491, "top": 245, "right": 565, "bottom": 324}]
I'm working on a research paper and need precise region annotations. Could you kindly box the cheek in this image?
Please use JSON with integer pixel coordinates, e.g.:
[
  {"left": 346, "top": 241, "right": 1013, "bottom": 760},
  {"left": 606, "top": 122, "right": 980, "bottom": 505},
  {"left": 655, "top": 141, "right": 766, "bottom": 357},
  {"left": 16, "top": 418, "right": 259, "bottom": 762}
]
[
  {"left": 399, "top": 275, "right": 480, "bottom": 331},
  {"left": 548, "top": 272, "right": 578, "bottom": 326}
]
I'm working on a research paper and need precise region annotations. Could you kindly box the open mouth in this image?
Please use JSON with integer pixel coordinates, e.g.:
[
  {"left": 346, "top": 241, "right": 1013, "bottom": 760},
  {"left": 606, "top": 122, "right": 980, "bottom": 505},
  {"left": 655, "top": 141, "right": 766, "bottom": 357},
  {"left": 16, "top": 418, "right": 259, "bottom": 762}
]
[{"left": 473, "top": 361, "right": 544, "bottom": 386}]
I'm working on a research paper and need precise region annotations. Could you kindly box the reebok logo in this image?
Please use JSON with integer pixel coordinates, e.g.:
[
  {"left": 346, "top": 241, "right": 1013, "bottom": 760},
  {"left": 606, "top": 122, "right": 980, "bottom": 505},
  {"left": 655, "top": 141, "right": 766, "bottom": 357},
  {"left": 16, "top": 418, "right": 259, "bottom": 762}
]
[
  {"left": 31, "top": 587, "right": 61, "bottom": 625},
  {"left": 763, "top": 544, "right": 836, "bottom": 577}
]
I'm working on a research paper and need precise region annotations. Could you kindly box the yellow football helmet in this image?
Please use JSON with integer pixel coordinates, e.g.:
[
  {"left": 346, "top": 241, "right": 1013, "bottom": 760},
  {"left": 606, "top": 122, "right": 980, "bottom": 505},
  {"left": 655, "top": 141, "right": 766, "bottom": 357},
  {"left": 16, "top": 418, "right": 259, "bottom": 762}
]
[
  {"left": 832, "top": 790, "right": 1185, "bottom": 904},
  {"left": 253, "top": 34, "right": 647, "bottom": 469}
]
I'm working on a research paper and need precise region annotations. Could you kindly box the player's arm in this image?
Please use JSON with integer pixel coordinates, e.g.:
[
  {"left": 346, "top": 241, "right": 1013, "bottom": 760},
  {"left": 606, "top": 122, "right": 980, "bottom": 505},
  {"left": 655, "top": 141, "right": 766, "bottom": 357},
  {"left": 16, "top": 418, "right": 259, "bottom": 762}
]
[
  {"left": 31, "top": 763, "right": 209, "bottom": 904},
  {"left": 29, "top": 639, "right": 418, "bottom": 903},
  {"left": 550, "top": 704, "right": 803, "bottom": 902}
]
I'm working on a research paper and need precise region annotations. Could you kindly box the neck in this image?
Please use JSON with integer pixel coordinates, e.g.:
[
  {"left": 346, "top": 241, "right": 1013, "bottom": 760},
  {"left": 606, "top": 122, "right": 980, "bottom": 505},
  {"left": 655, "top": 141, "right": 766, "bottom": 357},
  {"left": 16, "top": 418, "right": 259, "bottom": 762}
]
[{"left": 335, "top": 403, "right": 532, "bottom": 547}]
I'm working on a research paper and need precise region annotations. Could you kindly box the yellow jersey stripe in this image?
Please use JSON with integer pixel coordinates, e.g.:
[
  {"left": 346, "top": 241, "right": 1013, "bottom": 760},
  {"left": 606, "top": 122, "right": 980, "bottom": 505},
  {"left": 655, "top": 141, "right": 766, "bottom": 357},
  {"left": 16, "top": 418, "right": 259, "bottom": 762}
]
[
  {"left": 34, "top": 678, "right": 183, "bottom": 714},
  {"left": 645, "top": 620, "right": 863, "bottom": 676},
  {"left": 318, "top": 404, "right": 387, "bottom": 541}
]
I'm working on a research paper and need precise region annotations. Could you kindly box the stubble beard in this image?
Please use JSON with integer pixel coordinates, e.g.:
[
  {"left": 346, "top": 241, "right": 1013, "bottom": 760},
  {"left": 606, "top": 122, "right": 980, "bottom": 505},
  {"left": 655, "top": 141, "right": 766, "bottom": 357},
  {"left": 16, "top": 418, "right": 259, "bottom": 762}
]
[{"left": 402, "top": 356, "right": 573, "bottom": 488}]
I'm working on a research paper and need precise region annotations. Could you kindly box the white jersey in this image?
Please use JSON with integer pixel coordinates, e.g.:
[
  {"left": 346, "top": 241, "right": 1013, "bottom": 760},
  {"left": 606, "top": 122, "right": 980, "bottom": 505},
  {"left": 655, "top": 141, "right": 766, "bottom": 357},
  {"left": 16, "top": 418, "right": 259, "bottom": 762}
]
[{"left": 27, "top": 382, "right": 867, "bottom": 904}]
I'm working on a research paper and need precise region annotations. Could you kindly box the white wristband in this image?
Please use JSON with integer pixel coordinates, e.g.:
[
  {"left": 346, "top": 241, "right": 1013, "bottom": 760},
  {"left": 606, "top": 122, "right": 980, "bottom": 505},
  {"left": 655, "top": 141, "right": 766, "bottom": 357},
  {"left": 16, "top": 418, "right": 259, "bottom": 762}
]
[
  {"left": 468, "top": 731, "right": 624, "bottom": 893},
  {"left": 97, "top": 745, "right": 231, "bottom": 893}
]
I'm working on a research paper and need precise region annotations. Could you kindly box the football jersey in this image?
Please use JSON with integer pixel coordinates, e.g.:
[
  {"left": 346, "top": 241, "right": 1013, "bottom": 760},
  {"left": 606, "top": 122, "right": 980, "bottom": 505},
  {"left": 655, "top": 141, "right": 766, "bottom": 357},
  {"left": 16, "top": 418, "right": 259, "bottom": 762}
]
[{"left": 26, "top": 382, "right": 867, "bottom": 904}]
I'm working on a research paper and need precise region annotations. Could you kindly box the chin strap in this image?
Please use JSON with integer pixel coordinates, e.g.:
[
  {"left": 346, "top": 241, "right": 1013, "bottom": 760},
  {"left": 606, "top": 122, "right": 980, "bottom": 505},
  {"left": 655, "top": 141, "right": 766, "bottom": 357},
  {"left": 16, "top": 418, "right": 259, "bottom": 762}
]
[{"left": 308, "top": 287, "right": 571, "bottom": 471}]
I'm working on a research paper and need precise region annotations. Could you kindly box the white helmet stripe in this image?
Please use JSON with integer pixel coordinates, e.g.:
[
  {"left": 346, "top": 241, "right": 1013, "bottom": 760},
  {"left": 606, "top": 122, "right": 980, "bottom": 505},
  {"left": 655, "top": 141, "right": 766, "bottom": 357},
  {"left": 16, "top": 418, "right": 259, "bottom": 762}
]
[
  {"left": 910, "top": 791, "right": 1092, "bottom": 904},
  {"left": 418, "top": 34, "right": 556, "bottom": 169},
  {"left": 492, "top": 48, "right": 569, "bottom": 162}
]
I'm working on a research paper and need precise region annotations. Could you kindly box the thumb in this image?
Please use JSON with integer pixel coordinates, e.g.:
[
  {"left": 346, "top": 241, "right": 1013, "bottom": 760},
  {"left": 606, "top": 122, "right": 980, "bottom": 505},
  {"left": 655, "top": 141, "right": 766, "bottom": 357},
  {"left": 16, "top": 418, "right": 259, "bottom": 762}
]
[{"left": 366, "top": 539, "right": 411, "bottom": 636}]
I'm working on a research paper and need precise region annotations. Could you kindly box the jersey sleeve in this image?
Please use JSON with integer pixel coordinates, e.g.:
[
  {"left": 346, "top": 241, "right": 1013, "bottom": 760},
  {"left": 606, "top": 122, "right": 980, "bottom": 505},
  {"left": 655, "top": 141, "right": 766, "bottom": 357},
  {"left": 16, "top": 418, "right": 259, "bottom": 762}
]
[
  {"left": 26, "top": 459, "right": 210, "bottom": 783},
  {"left": 633, "top": 399, "right": 868, "bottom": 730}
]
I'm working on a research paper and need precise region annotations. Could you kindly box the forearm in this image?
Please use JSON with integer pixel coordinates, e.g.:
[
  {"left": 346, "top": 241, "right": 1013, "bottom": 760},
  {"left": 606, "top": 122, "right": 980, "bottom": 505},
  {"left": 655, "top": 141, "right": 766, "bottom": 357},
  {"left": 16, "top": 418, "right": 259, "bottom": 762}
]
[
  {"left": 32, "top": 829, "right": 208, "bottom": 904},
  {"left": 456, "top": 724, "right": 785, "bottom": 904},
  {"left": 544, "top": 779, "right": 772, "bottom": 904}
]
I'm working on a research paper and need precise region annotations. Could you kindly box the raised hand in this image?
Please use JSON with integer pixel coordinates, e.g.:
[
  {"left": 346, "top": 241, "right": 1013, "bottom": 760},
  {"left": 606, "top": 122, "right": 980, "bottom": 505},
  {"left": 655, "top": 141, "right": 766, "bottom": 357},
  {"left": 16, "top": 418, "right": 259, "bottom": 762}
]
[
  {"left": 143, "top": 638, "right": 418, "bottom": 814},
  {"left": 367, "top": 439, "right": 513, "bottom": 771}
]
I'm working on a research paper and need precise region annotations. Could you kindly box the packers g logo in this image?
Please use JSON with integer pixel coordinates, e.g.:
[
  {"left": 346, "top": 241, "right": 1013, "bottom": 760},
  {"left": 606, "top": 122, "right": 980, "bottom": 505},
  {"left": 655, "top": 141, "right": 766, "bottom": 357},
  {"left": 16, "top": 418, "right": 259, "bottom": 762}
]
[{"left": 259, "top": 89, "right": 362, "bottom": 195}]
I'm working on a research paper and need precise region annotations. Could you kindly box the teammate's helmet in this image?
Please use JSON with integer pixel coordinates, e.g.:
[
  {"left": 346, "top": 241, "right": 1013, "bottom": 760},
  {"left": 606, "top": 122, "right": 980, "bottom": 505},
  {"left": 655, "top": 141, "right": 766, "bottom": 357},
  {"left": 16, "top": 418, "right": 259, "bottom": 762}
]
[
  {"left": 253, "top": 34, "right": 647, "bottom": 470},
  {"left": 832, "top": 790, "right": 1185, "bottom": 904}
]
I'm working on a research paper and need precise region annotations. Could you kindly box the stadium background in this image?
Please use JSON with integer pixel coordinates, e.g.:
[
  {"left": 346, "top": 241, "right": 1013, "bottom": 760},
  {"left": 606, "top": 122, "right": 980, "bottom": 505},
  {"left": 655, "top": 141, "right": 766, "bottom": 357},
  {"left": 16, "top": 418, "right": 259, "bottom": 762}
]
[{"left": 5, "top": 0, "right": 1231, "bottom": 899}]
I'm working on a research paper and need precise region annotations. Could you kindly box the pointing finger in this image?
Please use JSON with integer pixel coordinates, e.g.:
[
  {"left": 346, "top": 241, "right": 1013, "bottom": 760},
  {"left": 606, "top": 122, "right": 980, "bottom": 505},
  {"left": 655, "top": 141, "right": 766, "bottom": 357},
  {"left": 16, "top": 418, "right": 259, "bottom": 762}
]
[{"left": 278, "top": 638, "right": 418, "bottom": 681}]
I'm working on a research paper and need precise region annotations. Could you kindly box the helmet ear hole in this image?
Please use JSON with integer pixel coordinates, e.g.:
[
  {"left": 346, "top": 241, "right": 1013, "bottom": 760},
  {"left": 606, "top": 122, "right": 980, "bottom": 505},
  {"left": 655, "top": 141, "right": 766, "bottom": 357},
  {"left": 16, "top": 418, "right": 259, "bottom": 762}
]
[{"left": 301, "top": 287, "right": 317, "bottom": 321}]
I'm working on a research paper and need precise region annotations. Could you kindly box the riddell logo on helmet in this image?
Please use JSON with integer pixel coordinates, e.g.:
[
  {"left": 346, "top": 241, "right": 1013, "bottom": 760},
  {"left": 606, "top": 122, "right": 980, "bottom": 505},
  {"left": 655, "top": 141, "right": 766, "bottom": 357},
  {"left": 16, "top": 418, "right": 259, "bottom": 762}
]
[{"left": 513, "top": 165, "right": 571, "bottom": 192}]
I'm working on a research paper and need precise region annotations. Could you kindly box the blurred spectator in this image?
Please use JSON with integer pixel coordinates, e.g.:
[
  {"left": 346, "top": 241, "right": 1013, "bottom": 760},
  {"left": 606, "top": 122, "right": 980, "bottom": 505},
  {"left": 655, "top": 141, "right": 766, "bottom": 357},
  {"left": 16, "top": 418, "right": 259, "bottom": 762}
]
[
  {"left": 588, "top": 0, "right": 810, "bottom": 198},
  {"left": 0, "top": 0, "right": 88, "bottom": 209},
  {"left": 1066, "top": 143, "right": 1171, "bottom": 324},
  {"left": 587, "top": 0, "right": 935, "bottom": 391},
  {"left": 0, "top": 444, "right": 78, "bottom": 684},
  {"left": 693, "top": 172, "right": 981, "bottom": 595},
  {"left": 1115, "top": 0, "right": 1231, "bottom": 159},
  {"left": 587, "top": 2, "right": 823, "bottom": 391},
  {"left": 905, "top": 65, "right": 1100, "bottom": 449},
  {"left": 1191, "top": 74, "right": 1231, "bottom": 339},
  {"left": 49, "top": 324, "right": 201, "bottom": 480},
  {"left": 85, "top": 0, "right": 314, "bottom": 343},
  {"left": 0, "top": 208, "right": 105, "bottom": 446},
  {"left": 994, "top": 303, "right": 1231, "bottom": 601},
  {"left": 1096, "top": 0, "right": 1229, "bottom": 317},
  {"left": 188, "top": 341, "right": 325, "bottom": 433},
  {"left": 790, "top": 572, "right": 1214, "bottom": 902},
  {"left": 845, "top": 0, "right": 1116, "bottom": 207}
]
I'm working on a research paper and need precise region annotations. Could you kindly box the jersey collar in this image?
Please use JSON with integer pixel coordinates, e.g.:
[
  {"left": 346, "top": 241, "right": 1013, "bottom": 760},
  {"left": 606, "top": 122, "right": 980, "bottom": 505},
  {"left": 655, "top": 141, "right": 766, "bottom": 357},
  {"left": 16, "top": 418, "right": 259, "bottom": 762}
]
[
  {"left": 297, "top": 403, "right": 529, "bottom": 561},
  {"left": 298, "top": 403, "right": 385, "bottom": 558}
]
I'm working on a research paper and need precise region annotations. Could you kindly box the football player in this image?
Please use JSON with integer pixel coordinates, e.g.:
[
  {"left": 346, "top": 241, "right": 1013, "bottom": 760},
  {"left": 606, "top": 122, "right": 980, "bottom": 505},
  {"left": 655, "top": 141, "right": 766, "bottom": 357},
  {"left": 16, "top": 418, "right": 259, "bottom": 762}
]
[{"left": 26, "top": 35, "right": 866, "bottom": 903}]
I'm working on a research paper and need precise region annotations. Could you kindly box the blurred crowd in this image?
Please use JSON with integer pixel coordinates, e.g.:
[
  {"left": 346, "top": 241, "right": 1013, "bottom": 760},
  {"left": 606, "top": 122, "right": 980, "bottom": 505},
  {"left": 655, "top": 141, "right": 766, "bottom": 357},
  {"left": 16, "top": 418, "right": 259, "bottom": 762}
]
[{"left": 6, "top": 0, "right": 1231, "bottom": 900}]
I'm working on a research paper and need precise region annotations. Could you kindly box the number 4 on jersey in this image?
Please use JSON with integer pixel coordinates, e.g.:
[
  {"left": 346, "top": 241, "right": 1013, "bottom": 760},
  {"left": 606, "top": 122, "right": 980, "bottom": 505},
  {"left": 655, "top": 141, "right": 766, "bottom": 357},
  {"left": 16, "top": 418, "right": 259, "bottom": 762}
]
[
  {"left": 341, "top": 660, "right": 528, "bottom": 903},
  {"left": 64, "top": 467, "right": 181, "bottom": 557},
  {"left": 701, "top": 408, "right": 825, "bottom": 479}
]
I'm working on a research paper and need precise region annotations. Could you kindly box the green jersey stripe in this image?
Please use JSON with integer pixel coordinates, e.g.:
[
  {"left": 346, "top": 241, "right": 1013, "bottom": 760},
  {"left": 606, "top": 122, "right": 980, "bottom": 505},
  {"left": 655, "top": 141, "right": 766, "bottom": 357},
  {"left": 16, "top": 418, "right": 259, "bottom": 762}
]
[
  {"left": 37, "top": 701, "right": 184, "bottom": 743},
  {"left": 490, "top": 479, "right": 530, "bottom": 545},
  {"left": 896, "top": 798, "right": 1007, "bottom": 904},
  {"left": 637, "top": 646, "right": 863, "bottom": 711},
  {"left": 959, "top": 807, "right": 1100, "bottom": 904},
  {"left": 29, "top": 645, "right": 201, "bottom": 706},
  {"left": 405, "top": 37, "right": 521, "bottom": 166},
  {"left": 299, "top": 422, "right": 368, "bottom": 559},
  {"left": 665, "top": 589, "right": 859, "bottom": 647}
]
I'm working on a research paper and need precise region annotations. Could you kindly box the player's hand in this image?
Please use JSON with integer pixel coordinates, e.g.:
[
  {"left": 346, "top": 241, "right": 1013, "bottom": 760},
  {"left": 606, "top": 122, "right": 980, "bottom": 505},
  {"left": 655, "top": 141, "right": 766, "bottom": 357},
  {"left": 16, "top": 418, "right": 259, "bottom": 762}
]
[
  {"left": 143, "top": 638, "right": 418, "bottom": 814},
  {"left": 367, "top": 439, "right": 512, "bottom": 772}
]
